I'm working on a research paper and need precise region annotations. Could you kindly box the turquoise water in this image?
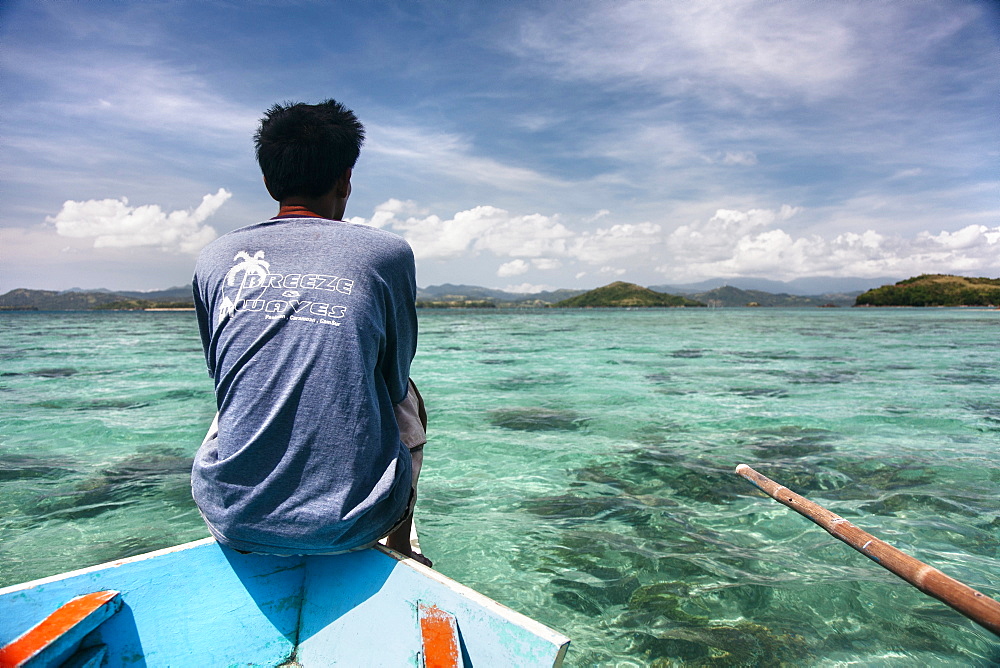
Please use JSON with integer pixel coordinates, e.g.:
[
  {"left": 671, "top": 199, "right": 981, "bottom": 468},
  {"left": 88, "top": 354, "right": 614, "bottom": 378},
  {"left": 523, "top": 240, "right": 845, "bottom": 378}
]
[{"left": 1, "top": 309, "right": 998, "bottom": 665}]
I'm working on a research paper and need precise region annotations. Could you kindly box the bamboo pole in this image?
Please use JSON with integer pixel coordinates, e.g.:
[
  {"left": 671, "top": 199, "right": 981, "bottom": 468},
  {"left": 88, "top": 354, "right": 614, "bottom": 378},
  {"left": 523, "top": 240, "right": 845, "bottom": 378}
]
[{"left": 735, "top": 463, "right": 1000, "bottom": 637}]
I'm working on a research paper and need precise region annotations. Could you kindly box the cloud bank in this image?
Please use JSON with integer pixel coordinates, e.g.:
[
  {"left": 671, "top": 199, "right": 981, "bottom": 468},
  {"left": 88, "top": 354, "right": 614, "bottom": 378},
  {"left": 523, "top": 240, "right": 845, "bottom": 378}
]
[
  {"left": 358, "top": 199, "right": 999, "bottom": 283},
  {"left": 49, "top": 189, "right": 230, "bottom": 254},
  {"left": 661, "top": 214, "right": 1000, "bottom": 281}
]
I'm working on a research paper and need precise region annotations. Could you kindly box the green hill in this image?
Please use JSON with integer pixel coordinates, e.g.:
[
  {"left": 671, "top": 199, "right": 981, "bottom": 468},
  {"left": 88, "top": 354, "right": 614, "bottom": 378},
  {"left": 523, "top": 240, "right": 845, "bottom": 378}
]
[
  {"left": 855, "top": 274, "right": 1000, "bottom": 307},
  {"left": 0, "top": 288, "right": 125, "bottom": 310},
  {"left": 554, "top": 282, "right": 705, "bottom": 308}
]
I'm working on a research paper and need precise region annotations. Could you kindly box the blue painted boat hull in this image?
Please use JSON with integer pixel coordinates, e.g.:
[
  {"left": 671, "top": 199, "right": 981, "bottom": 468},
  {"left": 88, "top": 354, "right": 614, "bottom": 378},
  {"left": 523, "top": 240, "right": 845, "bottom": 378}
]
[{"left": 0, "top": 538, "right": 569, "bottom": 666}]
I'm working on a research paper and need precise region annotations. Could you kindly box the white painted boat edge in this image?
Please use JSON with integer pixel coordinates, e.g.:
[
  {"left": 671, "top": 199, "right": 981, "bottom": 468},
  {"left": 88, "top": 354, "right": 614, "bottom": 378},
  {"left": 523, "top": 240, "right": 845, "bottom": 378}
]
[
  {"left": 0, "top": 538, "right": 217, "bottom": 597},
  {"left": 376, "top": 544, "right": 571, "bottom": 649}
]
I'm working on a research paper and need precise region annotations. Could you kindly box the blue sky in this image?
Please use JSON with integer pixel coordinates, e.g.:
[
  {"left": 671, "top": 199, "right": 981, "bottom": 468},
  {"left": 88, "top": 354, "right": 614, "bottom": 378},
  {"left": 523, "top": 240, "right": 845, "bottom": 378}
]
[{"left": 2, "top": 0, "right": 997, "bottom": 293}]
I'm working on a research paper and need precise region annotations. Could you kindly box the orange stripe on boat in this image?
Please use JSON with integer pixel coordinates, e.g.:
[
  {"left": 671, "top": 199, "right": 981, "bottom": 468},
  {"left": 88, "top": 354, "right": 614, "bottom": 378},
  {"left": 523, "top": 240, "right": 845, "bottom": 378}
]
[
  {"left": 0, "top": 590, "right": 121, "bottom": 667},
  {"left": 418, "top": 603, "right": 463, "bottom": 668}
]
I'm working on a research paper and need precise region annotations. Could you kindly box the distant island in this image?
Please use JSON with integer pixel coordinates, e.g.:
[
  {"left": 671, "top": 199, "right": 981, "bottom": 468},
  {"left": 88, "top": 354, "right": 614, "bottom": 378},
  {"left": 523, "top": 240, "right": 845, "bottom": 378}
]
[
  {"left": 2, "top": 274, "right": 997, "bottom": 311},
  {"left": 0, "top": 287, "right": 195, "bottom": 311},
  {"left": 553, "top": 282, "right": 704, "bottom": 308},
  {"left": 855, "top": 274, "right": 1000, "bottom": 307},
  {"left": 414, "top": 284, "right": 586, "bottom": 308},
  {"left": 674, "top": 285, "right": 846, "bottom": 308}
]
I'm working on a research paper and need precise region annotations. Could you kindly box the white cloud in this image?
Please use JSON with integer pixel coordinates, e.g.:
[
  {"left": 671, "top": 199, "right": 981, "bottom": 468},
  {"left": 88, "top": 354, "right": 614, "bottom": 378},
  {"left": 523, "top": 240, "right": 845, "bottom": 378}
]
[
  {"left": 497, "top": 259, "right": 530, "bottom": 277},
  {"left": 384, "top": 206, "right": 510, "bottom": 260},
  {"left": 502, "top": 282, "right": 557, "bottom": 294},
  {"left": 658, "top": 205, "right": 1000, "bottom": 281},
  {"left": 48, "top": 189, "right": 230, "bottom": 254},
  {"left": 532, "top": 258, "right": 562, "bottom": 270},
  {"left": 474, "top": 213, "right": 575, "bottom": 257},
  {"left": 497, "top": 257, "right": 562, "bottom": 278},
  {"left": 369, "top": 203, "right": 575, "bottom": 261},
  {"left": 360, "top": 198, "right": 425, "bottom": 228},
  {"left": 920, "top": 225, "right": 997, "bottom": 250},
  {"left": 667, "top": 208, "right": 793, "bottom": 262}
]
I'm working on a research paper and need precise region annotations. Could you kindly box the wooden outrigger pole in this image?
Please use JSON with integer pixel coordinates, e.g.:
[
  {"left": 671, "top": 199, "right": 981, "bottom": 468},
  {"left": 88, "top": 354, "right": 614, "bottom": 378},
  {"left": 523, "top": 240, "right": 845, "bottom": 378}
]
[{"left": 735, "top": 464, "right": 1000, "bottom": 637}]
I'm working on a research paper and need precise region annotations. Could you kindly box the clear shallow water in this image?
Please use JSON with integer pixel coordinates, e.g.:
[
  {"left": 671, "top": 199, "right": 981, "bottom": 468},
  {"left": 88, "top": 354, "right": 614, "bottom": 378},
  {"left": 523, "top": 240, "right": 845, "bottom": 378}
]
[{"left": 1, "top": 309, "right": 998, "bottom": 666}]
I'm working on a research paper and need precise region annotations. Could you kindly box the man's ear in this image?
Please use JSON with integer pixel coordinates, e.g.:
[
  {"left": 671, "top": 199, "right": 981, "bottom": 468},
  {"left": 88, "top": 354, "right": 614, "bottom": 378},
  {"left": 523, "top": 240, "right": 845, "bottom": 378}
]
[
  {"left": 263, "top": 176, "right": 279, "bottom": 201},
  {"left": 335, "top": 169, "right": 352, "bottom": 198}
]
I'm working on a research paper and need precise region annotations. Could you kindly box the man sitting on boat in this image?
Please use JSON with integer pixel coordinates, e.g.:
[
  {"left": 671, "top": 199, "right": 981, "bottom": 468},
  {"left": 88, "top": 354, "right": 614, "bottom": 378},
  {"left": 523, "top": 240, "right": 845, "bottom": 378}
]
[{"left": 190, "top": 99, "right": 430, "bottom": 565}]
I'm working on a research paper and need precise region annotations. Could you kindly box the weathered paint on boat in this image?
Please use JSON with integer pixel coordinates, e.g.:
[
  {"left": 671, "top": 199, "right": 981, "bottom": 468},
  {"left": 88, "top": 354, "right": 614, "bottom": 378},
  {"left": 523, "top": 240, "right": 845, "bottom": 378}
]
[{"left": 0, "top": 538, "right": 569, "bottom": 667}]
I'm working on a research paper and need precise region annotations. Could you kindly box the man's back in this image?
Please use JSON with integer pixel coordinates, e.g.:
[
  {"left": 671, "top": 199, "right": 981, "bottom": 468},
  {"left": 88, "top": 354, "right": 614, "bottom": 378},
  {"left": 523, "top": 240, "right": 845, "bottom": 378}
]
[{"left": 191, "top": 215, "right": 417, "bottom": 554}]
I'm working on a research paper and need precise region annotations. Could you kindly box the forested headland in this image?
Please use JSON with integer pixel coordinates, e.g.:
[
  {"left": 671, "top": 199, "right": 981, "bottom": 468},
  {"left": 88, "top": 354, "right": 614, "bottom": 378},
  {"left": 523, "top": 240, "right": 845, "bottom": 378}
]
[{"left": 855, "top": 274, "right": 1000, "bottom": 307}]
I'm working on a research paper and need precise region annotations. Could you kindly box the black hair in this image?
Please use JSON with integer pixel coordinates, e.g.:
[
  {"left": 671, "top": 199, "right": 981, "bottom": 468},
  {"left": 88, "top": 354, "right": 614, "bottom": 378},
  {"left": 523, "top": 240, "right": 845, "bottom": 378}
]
[{"left": 254, "top": 99, "right": 365, "bottom": 201}]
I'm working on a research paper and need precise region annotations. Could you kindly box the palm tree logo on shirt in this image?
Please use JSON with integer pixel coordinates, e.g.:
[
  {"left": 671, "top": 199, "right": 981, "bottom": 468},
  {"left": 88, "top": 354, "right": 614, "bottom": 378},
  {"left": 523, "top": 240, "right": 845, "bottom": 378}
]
[{"left": 219, "top": 250, "right": 270, "bottom": 318}]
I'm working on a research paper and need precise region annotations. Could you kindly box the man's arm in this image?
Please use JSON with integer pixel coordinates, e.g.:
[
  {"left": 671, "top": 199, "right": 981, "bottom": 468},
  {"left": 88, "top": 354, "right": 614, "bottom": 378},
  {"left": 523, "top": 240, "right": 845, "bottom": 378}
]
[
  {"left": 192, "top": 275, "right": 216, "bottom": 378},
  {"left": 382, "top": 243, "right": 418, "bottom": 404}
]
